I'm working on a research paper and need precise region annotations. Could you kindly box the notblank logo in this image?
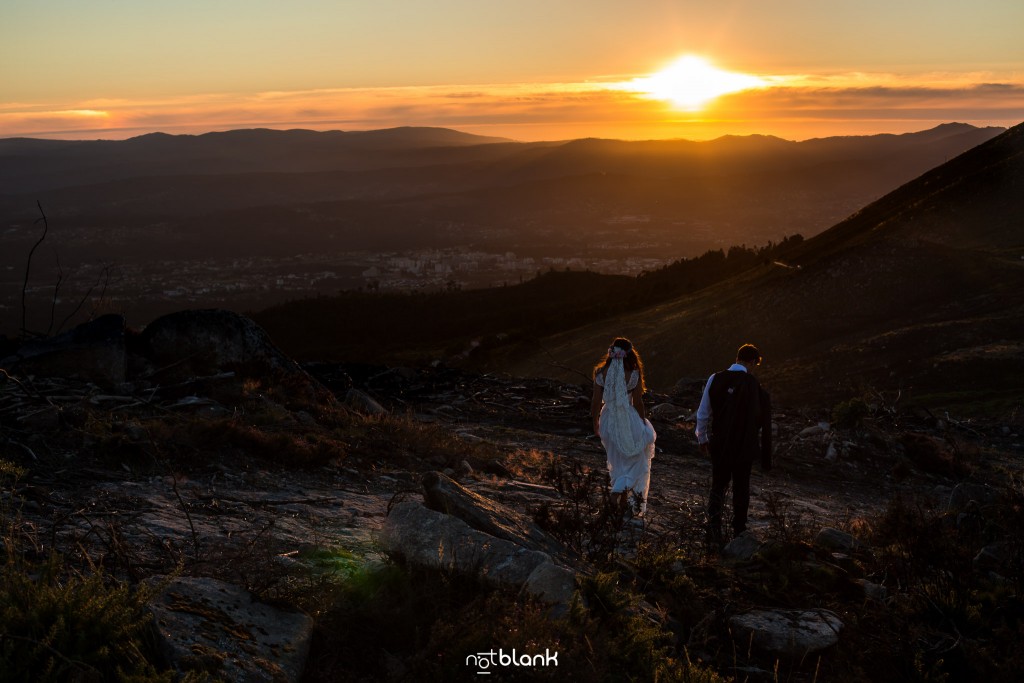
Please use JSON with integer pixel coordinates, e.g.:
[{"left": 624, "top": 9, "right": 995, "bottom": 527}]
[{"left": 465, "top": 648, "right": 559, "bottom": 675}]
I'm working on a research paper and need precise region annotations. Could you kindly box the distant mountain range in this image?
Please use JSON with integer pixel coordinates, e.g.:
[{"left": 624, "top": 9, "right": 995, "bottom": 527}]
[{"left": 0, "top": 123, "right": 1005, "bottom": 266}]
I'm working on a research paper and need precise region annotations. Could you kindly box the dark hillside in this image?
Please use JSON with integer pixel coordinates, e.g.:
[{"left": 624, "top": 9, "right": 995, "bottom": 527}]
[
  {"left": 255, "top": 270, "right": 634, "bottom": 362},
  {"left": 485, "top": 122, "right": 1024, "bottom": 411}
]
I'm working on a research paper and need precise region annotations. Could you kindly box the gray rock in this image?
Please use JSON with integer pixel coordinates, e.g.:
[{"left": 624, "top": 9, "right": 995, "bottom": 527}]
[
  {"left": 139, "top": 309, "right": 303, "bottom": 383},
  {"left": 722, "top": 531, "right": 761, "bottom": 561},
  {"left": 422, "top": 471, "right": 567, "bottom": 559},
  {"left": 380, "top": 501, "right": 574, "bottom": 603},
  {"left": 344, "top": 387, "right": 387, "bottom": 415},
  {"left": 147, "top": 575, "right": 313, "bottom": 683},
  {"left": 854, "top": 579, "right": 889, "bottom": 602},
  {"left": 824, "top": 441, "right": 838, "bottom": 461},
  {"left": 650, "top": 403, "right": 685, "bottom": 419},
  {"left": 813, "top": 527, "right": 859, "bottom": 553},
  {"left": 524, "top": 561, "right": 577, "bottom": 605},
  {"left": 799, "top": 422, "right": 830, "bottom": 438},
  {"left": 729, "top": 608, "right": 843, "bottom": 658}
]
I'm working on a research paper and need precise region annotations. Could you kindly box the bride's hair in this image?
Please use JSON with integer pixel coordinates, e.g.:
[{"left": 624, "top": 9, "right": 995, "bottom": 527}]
[{"left": 594, "top": 337, "right": 646, "bottom": 392}]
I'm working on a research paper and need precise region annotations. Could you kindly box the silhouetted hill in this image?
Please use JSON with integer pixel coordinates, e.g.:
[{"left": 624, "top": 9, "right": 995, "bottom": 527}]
[
  {"left": 0, "top": 127, "right": 513, "bottom": 195},
  {"left": 488, "top": 122, "right": 1024, "bottom": 411},
  {"left": 1, "top": 124, "right": 1002, "bottom": 241}
]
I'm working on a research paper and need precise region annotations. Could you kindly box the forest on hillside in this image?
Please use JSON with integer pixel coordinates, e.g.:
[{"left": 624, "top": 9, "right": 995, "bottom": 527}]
[{"left": 254, "top": 236, "right": 805, "bottom": 363}]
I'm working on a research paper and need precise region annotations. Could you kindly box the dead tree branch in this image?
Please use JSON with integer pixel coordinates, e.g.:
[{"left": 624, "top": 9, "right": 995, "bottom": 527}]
[
  {"left": 21, "top": 201, "right": 49, "bottom": 339},
  {"left": 57, "top": 263, "right": 115, "bottom": 335},
  {"left": 47, "top": 252, "right": 64, "bottom": 337}
]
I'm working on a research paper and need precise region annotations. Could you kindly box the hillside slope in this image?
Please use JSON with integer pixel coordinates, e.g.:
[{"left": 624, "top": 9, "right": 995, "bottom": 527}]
[{"left": 485, "top": 122, "right": 1024, "bottom": 410}]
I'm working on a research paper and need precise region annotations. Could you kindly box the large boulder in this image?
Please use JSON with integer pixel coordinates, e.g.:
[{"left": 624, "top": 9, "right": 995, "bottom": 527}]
[
  {"left": 380, "top": 500, "right": 575, "bottom": 605},
  {"left": 421, "top": 471, "right": 568, "bottom": 559},
  {"left": 1, "top": 314, "right": 126, "bottom": 388},
  {"left": 729, "top": 608, "right": 843, "bottom": 658},
  {"left": 138, "top": 309, "right": 300, "bottom": 382},
  {"left": 147, "top": 575, "right": 313, "bottom": 683},
  {"left": 135, "top": 309, "right": 333, "bottom": 406}
]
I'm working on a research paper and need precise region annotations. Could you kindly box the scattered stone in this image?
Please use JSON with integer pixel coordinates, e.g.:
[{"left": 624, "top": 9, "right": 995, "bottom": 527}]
[
  {"left": 824, "top": 441, "right": 838, "bottom": 461},
  {"left": 524, "top": 561, "right": 577, "bottom": 605},
  {"left": 799, "top": 422, "right": 830, "bottom": 438},
  {"left": 722, "top": 531, "right": 761, "bottom": 561},
  {"left": 147, "top": 575, "right": 313, "bottom": 683},
  {"left": 813, "top": 527, "right": 859, "bottom": 553},
  {"left": 344, "top": 387, "right": 387, "bottom": 415},
  {"left": 651, "top": 402, "right": 685, "bottom": 419},
  {"left": 854, "top": 579, "right": 889, "bottom": 602},
  {"left": 729, "top": 608, "right": 843, "bottom": 658}
]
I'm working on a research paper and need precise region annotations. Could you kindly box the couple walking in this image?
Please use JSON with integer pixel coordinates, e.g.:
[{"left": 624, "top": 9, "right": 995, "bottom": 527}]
[{"left": 590, "top": 338, "right": 772, "bottom": 541}]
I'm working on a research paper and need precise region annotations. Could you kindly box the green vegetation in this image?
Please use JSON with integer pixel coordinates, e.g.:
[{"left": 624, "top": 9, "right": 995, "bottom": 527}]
[
  {"left": 0, "top": 459, "right": 209, "bottom": 683},
  {"left": 303, "top": 559, "right": 724, "bottom": 682}
]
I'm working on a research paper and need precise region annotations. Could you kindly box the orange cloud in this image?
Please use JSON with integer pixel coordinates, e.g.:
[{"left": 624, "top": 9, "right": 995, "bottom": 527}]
[{"left": 1, "top": 73, "right": 1022, "bottom": 142}]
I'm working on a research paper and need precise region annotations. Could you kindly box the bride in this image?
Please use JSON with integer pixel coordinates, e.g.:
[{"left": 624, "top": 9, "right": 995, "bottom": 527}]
[{"left": 590, "top": 337, "right": 657, "bottom": 516}]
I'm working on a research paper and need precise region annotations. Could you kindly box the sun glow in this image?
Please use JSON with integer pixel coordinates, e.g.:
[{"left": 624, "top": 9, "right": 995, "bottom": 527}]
[{"left": 625, "top": 55, "right": 767, "bottom": 110}]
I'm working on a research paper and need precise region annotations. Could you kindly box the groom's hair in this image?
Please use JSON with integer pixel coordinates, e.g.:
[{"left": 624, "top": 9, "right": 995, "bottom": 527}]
[{"left": 736, "top": 344, "right": 762, "bottom": 366}]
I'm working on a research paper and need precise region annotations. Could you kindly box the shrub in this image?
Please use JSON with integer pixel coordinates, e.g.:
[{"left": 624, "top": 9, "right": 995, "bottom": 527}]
[{"left": 832, "top": 397, "right": 871, "bottom": 429}]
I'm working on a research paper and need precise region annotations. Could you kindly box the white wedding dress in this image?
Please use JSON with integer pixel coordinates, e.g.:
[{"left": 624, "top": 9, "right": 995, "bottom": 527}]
[{"left": 595, "top": 359, "right": 657, "bottom": 514}]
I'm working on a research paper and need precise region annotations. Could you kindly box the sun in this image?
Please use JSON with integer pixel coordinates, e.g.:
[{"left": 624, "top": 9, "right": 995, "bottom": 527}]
[{"left": 626, "top": 55, "right": 766, "bottom": 111}]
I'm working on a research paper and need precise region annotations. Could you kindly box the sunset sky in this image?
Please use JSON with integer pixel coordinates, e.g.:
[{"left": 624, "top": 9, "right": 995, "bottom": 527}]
[{"left": 2, "top": 0, "right": 1022, "bottom": 142}]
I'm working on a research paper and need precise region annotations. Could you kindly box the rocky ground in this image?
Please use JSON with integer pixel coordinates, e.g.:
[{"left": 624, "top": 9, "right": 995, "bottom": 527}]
[{"left": 3, "top": 338, "right": 1023, "bottom": 681}]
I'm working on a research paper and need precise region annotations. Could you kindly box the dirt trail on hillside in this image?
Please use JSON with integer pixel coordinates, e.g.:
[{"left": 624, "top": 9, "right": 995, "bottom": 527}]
[{"left": 362, "top": 367, "right": 979, "bottom": 544}]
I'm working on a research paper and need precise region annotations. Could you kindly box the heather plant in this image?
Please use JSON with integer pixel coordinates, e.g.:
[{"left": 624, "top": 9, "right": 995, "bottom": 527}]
[
  {"left": 304, "top": 557, "right": 724, "bottom": 682},
  {"left": 531, "top": 457, "right": 625, "bottom": 563},
  {"left": 861, "top": 483, "right": 1024, "bottom": 682},
  {"left": 832, "top": 397, "right": 871, "bottom": 429},
  {"left": 0, "top": 460, "right": 210, "bottom": 683}
]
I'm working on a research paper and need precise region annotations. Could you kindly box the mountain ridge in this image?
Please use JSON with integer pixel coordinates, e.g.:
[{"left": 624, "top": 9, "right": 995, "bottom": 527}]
[{"left": 482, "top": 122, "right": 1024, "bottom": 407}]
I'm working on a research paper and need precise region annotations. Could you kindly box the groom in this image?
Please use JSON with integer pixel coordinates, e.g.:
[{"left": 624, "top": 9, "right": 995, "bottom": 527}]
[{"left": 695, "top": 343, "right": 773, "bottom": 545}]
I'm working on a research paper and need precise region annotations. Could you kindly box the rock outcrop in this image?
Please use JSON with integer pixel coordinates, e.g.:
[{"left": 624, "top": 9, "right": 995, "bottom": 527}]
[
  {"left": 729, "top": 608, "right": 843, "bottom": 658},
  {"left": 137, "top": 308, "right": 305, "bottom": 383},
  {"left": 148, "top": 575, "right": 313, "bottom": 683},
  {"left": 379, "top": 472, "right": 577, "bottom": 607},
  {"left": 1, "top": 308, "right": 332, "bottom": 406},
  {"left": 421, "top": 471, "right": 567, "bottom": 559}
]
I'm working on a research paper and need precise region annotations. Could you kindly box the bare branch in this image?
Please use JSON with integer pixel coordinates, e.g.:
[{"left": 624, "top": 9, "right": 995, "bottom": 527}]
[
  {"left": 47, "top": 251, "right": 64, "bottom": 337},
  {"left": 21, "top": 201, "right": 49, "bottom": 339},
  {"left": 57, "top": 263, "right": 115, "bottom": 335}
]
